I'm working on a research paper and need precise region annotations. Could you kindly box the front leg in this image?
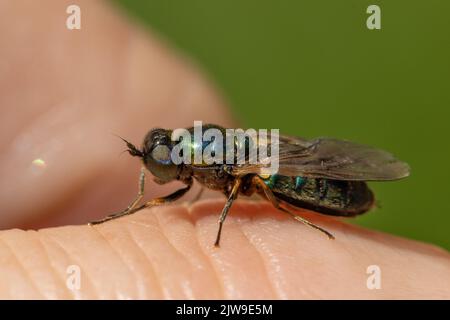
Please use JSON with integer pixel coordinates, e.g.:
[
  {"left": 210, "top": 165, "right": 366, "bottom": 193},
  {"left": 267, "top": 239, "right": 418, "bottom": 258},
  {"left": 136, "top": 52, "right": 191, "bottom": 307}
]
[
  {"left": 89, "top": 167, "right": 146, "bottom": 225},
  {"left": 89, "top": 173, "right": 192, "bottom": 225},
  {"left": 131, "top": 181, "right": 192, "bottom": 213}
]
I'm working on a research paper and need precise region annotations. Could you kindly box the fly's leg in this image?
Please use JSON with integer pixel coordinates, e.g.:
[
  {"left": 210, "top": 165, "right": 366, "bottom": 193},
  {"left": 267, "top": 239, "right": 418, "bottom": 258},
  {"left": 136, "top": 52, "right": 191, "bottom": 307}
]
[
  {"left": 281, "top": 205, "right": 335, "bottom": 239},
  {"left": 215, "top": 178, "right": 242, "bottom": 247},
  {"left": 89, "top": 167, "right": 146, "bottom": 225},
  {"left": 89, "top": 174, "right": 192, "bottom": 225},
  {"left": 89, "top": 183, "right": 191, "bottom": 225},
  {"left": 131, "top": 182, "right": 192, "bottom": 213},
  {"left": 253, "top": 176, "right": 334, "bottom": 240},
  {"left": 126, "top": 167, "right": 146, "bottom": 211}
]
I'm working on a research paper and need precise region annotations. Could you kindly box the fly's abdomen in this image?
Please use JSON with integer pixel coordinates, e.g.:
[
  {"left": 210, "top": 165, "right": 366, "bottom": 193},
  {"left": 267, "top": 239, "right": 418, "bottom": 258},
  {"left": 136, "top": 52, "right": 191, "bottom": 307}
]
[{"left": 262, "top": 174, "right": 374, "bottom": 216}]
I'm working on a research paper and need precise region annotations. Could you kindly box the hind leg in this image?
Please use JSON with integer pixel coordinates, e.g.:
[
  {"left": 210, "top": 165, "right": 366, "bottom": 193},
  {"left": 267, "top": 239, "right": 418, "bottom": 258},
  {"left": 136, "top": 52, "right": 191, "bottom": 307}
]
[{"left": 253, "top": 176, "right": 334, "bottom": 239}]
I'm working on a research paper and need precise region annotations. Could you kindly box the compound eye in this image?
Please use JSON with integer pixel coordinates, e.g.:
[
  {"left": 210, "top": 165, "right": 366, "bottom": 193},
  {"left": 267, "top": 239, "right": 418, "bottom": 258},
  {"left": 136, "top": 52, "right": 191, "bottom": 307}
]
[{"left": 151, "top": 144, "right": 172, "bottom": 164}]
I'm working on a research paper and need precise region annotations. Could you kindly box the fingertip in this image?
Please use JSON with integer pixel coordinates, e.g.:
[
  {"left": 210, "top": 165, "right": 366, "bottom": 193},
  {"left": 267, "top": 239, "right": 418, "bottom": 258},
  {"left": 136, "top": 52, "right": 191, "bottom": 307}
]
[{"left": 1, "top": 199, "right": 449, "bottom": 299}]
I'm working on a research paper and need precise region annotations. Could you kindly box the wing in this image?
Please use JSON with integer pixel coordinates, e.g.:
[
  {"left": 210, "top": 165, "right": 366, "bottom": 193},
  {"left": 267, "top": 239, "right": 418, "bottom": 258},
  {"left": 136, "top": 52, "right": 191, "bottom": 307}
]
[{"left": 232, "top": 136, "right": 410, "bottom": 181}]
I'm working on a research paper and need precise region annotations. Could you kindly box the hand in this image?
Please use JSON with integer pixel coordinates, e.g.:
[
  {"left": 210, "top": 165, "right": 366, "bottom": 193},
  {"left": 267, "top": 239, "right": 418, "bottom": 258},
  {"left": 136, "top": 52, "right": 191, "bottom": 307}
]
[{"left": 0, "top": 0, "right": 448, "bottom": 299}]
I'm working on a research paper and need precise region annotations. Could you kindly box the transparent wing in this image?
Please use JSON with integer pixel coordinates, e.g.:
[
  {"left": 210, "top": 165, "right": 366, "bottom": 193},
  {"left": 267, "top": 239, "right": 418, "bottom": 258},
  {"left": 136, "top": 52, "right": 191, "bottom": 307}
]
[{"left": 232, "top": 136, "right": 410, "bottom": 181}]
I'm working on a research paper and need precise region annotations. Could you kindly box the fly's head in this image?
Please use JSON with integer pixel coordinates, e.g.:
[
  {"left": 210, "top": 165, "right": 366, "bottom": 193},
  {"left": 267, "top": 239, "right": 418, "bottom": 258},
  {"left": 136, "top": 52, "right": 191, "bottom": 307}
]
[{"left": 121, "top": 128, "right": 180, "bottom": 184}]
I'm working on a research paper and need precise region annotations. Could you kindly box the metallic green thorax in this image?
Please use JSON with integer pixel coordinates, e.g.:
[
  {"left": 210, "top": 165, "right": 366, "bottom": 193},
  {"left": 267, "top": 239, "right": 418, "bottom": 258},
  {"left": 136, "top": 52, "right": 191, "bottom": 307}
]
[{"left": 176, "top": 124, "right": 253, "bottom": 166}]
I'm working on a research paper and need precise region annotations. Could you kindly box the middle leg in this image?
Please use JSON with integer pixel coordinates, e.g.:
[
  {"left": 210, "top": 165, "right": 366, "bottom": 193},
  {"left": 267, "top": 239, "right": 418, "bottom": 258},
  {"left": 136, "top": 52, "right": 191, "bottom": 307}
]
[{"left": 214, "top": 177, "right": 242, "bottom": 247}]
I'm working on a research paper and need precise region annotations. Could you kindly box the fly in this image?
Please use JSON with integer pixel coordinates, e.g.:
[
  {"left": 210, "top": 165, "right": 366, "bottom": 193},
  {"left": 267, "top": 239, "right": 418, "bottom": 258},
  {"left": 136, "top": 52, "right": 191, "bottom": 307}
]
[{"left": 89, "top": 124, "right": 410, "bottom": 247}]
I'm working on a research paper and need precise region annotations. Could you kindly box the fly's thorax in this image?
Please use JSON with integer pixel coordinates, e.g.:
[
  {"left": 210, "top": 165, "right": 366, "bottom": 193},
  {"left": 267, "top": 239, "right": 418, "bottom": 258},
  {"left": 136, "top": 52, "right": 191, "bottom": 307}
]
[
  {"left": 190, "top": 165, "right": 235, "bottom": 191},
  {"left": 182, "top": 124, "right": 272, "bottom": 166},
  {"left": 170, "top": 124, "right": 227, "bottom": 166}
]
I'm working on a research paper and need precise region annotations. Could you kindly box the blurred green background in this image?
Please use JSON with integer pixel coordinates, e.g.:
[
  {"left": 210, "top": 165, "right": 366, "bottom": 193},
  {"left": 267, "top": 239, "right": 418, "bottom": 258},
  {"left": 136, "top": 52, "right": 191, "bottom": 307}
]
[{"left": 113, "top": 0, "right": 450, "bottom": 250}]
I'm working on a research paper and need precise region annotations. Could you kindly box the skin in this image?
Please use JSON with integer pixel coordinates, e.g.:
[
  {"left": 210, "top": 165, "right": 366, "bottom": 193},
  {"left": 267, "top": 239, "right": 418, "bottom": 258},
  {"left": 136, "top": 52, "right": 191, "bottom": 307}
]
[{"left": 0, "top": 0, "right": 449, "bottom": 299}]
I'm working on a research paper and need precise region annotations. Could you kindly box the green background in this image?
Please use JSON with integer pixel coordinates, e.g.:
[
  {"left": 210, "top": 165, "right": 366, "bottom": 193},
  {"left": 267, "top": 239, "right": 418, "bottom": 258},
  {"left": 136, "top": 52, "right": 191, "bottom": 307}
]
[{"left": 113, "top": 0, "right": 450, "bottom": 250}]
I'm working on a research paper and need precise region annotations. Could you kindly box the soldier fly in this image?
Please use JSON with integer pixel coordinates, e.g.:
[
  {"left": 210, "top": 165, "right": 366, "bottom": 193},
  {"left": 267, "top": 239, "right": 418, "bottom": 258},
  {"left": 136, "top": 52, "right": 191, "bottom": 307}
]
[{"left": 89, "top": 124, "right": 410, "bottom": 247}]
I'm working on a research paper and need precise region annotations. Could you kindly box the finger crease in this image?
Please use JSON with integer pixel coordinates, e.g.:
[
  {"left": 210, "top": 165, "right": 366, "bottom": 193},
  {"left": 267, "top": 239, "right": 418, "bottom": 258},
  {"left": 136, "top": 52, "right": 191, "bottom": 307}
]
[
  {"left": 0, "top": 233, "right": 44, "bottom": 298},
  {"left": 123, "top": 222, "right": 166, "bottom": 299},
  {"left": 33, "top": 231, "right": 72, "bottom": 298},
  {"left": 239, "top": 225, "right": 279, "bottom": 299},
  {"left": 188, "top": 205, "right": 226, "bottom": 298},
  {"left": 91, "top": 226, "right": 141, "bottom": 299},
  {"left": 43, "top": 232, "right": 100, "bottom": 299}
]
